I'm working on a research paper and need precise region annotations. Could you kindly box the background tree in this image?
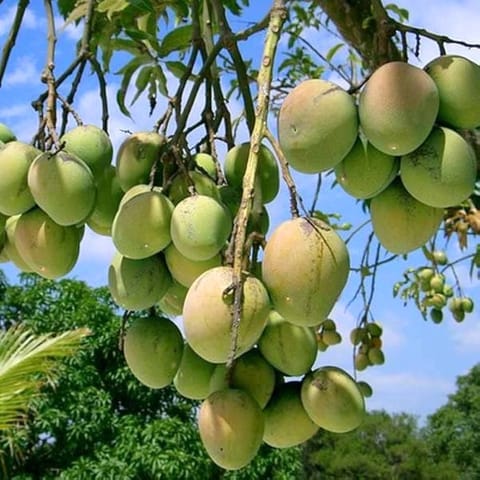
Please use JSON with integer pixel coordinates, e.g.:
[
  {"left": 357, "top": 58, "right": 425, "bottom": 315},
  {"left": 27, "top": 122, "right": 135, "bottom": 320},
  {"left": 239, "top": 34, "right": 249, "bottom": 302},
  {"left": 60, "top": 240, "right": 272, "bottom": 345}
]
[
  {"left": 0, "top": 274, "right": 301, "bottom": 479},
  {"left": 426, "top": 364, "right": 480, "bottom": 480},
  {"left": 303, "top": 410, "right": 457, "bottom": 480}
]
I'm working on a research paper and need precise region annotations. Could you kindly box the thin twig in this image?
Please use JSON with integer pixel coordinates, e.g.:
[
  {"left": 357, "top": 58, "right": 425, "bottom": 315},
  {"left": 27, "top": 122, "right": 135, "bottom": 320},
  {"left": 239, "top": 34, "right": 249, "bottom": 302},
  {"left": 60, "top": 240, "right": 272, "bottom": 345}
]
[{"left": 264, "top": 127, "right": 301, "bottom": 218}]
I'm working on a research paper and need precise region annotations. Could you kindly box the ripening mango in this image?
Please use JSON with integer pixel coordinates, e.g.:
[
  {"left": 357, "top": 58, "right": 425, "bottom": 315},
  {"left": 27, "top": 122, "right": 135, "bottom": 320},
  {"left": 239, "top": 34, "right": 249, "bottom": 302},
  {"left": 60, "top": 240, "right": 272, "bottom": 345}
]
[
  {"left": 278, "top": 79, "right": 358, "bottom": 173},
  {"left": 359, "top": 61, "right": 439, "bottom": 155}
]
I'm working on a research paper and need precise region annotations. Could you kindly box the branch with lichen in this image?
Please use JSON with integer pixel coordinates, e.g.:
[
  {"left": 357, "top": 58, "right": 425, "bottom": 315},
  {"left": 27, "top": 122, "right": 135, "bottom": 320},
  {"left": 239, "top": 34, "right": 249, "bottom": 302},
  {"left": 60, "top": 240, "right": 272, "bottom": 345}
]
[
  {"left": 226, "top": 0, "right": 287, "bottom": 369},
  {"left": 42, "top": 0, "right": 59, "bottom": 149}
]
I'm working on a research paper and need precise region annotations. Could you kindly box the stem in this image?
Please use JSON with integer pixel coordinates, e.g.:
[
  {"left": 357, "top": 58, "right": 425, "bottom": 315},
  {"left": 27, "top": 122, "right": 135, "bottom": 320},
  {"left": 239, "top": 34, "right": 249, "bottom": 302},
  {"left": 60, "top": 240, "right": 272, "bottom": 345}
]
[
  {"left": 264, "top": 127, "right": 301, "bottom": 218},
  {"left": 43, "top": 0, "right": 58, "bottom": 147},
  {"left": 212, "top": 0, "right": 255, "bottom": 133},
  {"left": 226, "top": 0, "right": 287, "bottom": 369}
]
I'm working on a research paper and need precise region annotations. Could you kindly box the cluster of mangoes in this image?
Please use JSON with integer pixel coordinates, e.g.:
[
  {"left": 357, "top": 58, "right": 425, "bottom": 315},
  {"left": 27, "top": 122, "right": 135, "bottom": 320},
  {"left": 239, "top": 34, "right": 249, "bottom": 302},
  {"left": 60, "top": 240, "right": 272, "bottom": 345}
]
[
  {"left": 278, "top": 54, "right": 480, "bottom": 256},
  {"left": 0, "top": 121, "right": 365, "bottom": 470}
]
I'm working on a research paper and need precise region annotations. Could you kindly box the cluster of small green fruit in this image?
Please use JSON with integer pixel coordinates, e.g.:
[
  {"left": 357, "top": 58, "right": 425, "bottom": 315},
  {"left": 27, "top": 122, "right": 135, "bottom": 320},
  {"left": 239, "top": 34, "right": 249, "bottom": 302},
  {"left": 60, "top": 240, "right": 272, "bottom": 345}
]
[
  {"left": 416, "top": 266, "right": 474, "bottom": 323},
  {"left": 316, "top": 318, "right": 342, "bottom": 351},
  {"left": 350, "top": 322, "right": 385, "bottom": 371},
  {"left": 394, "top": 247, "right": 475, "bottom": 324}
]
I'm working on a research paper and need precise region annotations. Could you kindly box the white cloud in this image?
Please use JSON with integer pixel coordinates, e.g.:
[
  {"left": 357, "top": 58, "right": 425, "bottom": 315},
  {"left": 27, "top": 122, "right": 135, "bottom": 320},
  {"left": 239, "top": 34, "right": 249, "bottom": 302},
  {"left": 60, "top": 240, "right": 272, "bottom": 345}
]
[
  {"left": 0, "top": 103, "right": 31, "bottom": 119},
  {"left": 450, "top": 313, "right": 480, "bottom": 351},
  {"left": 56, "top": 15, "right": 83, "bottom": 42},
  {"left": 0, "top": 5, "right": 39, "bottom": 37},
  {"left": 4, "top": 55, "right": 39, "bottom": 87},
  {"left": 361, "top": 370, "right": 453, "bottom": 419}
]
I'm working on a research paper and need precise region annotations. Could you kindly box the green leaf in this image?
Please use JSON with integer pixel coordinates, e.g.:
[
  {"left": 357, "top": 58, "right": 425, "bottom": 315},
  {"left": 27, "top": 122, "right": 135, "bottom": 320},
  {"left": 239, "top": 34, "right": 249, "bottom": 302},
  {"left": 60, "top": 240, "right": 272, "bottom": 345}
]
[
  {"left": 0, "top": 326, "right": 89, "bottom": 430},
  {"left": 385, "top": 3, "right": 409, "bottom": 21},
  {"left": 154, "top": 65, "right": 168, "bottom": 97},
  {"left": 326, "top": 42, "right": 345, "bottom": 62},
  {"left": 127, "top": 0, "right": 155, "bottom": 14},
  {"left": 116, "top": 55, "right": 151, "bottom": 117},
  {"left": 158, "top": 24, "right": 193, "bottom": 57},
  {"left": 130, "top": 65, "right": 153, "bottom": 106},
  {"left": 97, "top": 0, "right": 130, "bottom": 18},
  {"left": 58, "top": 0, "right": 78, "bottom": 18},
  {"left": 165, "top": 61, "right": 190, "bottom": 79},
  {"left": 65, "top": 1, "right": 88, "bottom": 25}
]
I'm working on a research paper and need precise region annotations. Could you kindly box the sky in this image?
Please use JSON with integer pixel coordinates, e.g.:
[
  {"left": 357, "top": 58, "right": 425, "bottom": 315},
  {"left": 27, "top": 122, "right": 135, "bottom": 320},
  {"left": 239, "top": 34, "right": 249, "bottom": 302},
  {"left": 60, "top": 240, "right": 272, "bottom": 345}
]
[{"left": 0, "top": 0, "right": 479, "bottom": 424}]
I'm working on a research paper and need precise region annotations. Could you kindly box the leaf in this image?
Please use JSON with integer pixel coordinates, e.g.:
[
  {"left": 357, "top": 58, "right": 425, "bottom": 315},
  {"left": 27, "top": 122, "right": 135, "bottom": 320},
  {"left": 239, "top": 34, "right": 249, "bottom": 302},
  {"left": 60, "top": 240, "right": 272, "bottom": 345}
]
[
  {"left": 97, "top": 0, "right": 130, "bottom": 18},
  {"left": 154, "top": 65, "right": 168, "bottom": 97},
  {"left": 64, "top": 1, "right": 88, "bottom": 25},
  {"left": 0, "top": 326, "right": 89, "bottom": 430},
  {"left": 127, "top": 0, "right": 156, "bottom": 14},
  {"left": 385, "top": 3, "right": 409, "bottom": 21},
  {"left": 326, "top": 43, "right": 345, "bottom": 63},
  {"left": 116, "top": 55, "right": 151, "bottom": 117},
  {"left": 165, "top": 61, "right": 190, "bottom": 79},
  {"left": 58, "top": 0, "right": 79, "bottom": 18},
  {"left": 130, "top": 65, "right": 153, "bottom": 106},
  {"left": 158, "top": 24, "right": 193, "bottom": 57}
]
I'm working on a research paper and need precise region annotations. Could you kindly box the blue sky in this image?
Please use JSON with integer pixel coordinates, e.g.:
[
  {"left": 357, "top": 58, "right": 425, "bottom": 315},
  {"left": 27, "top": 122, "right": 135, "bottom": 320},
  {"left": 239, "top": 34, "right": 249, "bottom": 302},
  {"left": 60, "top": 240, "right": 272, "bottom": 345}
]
[{"left": 0, "top": 0, "right": 479, "bottom": 423}]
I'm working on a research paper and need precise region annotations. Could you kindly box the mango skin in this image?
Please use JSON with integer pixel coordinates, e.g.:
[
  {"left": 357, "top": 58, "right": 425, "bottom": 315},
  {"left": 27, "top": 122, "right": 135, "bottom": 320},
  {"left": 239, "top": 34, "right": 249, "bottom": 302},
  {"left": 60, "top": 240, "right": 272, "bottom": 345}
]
[
  {"left": 170, "top": 195, "right": 232, "bottom": 261},
  {"left": 193, "top": 152, "right": 217, "bottom": 180},
  {"left": 198, "top": 389, "right": 264, "bottom": 470},
  {"left": 167, "top": 171, "right": 221, "bottom": 205},
  {"left": 425, "top": 54, "right": 480, "bottom": 128},
  {"left": 14, "top": 208, "right": 80, "bottom": 279},
  {"left": 0, "top": 141, "right": 41, "bottom": 215},
  {"left": 262, "top": 217, "right": 350, "bottom": 327},
  {"left": 108, "top": 252, "right": 171, "bottom": 311},
  {"left": 278, "top": 79, "right": 358, "bottom": 173},
  {"left": 224, "top": 143, "right": 279, "bottom": 204},
  {"left": 400, "top": 126, "right": 476, "bottom": 208},
  {"left": 334, "top": 137, "right": 399, "bottom": 199},
  {"left": 258, "top": 310, "right": 317, "bottom": 376},
  {"left": 123, "top": 315, "right": 183, "bottom": 389},
  {"left": 112, "top": 185, "right": 174, "bottom": 259},
  {"left": 3, "top": 215, "right": 34, "bottom": 272},
  {"left": 173, "top": 343, "right": 216, "bottom": 400},
  {"left": 61, "top": 124, "right": 113, "bottom": 176},
  {"left": 301, "top": 366, "right": 365, "bottom": 433},
  {"left": 263, "top": 381, "right": 318, "bottom": 448},
  {"left": 370, "top": 178, "right": 443, "bottom": 255},
  {"left": 0, "top": 123, "right": 16, "bottom": 143},
  {"left": 116, "top": 131, "right": 165, "bottom": 192},
  {"left": 209, "top": 349, "right": 276, "bottom": 408},
  {"left": 164, "top": 243, "right": 222, "bottom": 288},
  {"left": 87, "top": 165, "right": 124, "bottom": 236},
  {"left": 183, "top": 266, "right": 270, "bottom": 363},
  {"left": 157, "top": 280, "right": 188, "bottom": 318},
  {"left": 28, "top": 151, "right": 96, "bottom": 226},
  {"left": 359, "top": 61, "right": 439, "bottom": 155}
]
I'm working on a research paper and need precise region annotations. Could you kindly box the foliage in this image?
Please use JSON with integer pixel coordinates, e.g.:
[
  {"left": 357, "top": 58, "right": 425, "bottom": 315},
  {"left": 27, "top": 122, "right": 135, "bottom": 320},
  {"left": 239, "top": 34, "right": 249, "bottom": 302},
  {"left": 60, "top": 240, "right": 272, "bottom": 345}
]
[
  {"left": 303, "top": 410, "right": 457, "bottom": 480},
  {"left": 0, "top": 274, "right": 301, "bottom": 479},
  {"left": 0, "top": 325, "right": 88, "bottom": 431},
  {"left": 426, "top": 364, "right": 480, "bottom": 480}
]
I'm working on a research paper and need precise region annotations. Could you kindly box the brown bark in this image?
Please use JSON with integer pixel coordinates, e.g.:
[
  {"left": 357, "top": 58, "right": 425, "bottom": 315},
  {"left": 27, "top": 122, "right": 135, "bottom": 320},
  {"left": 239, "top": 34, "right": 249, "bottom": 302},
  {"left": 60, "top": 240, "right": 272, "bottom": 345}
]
[{"left": 314, "top": 0, "right": 401, "bottom": 70}]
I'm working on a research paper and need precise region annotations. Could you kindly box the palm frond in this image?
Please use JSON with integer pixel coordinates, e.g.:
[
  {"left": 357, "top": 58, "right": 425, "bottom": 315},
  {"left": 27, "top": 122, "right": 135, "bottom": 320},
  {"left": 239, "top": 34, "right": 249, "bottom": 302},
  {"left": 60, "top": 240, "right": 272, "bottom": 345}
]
[{"left": 0, "top": 325, "right": 90, "bottom": 430}]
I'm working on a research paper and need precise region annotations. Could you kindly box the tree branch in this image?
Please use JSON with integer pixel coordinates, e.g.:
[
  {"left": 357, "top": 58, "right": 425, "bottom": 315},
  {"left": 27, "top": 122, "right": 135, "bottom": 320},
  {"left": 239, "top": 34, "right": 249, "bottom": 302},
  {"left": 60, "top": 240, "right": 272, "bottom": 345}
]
[{"left": 226, "top": 0, "right": 288, "bottom": 368}]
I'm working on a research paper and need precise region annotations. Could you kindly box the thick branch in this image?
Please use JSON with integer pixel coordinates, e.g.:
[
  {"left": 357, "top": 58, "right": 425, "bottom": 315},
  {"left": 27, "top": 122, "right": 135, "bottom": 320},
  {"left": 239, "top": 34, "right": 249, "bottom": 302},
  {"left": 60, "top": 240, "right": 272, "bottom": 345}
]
[
  {"left": 227, "top": 0, "right": 287, "bottom": 368},
  {"left": 315, "top": 0, "right": 401, "bottom": 69}
]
